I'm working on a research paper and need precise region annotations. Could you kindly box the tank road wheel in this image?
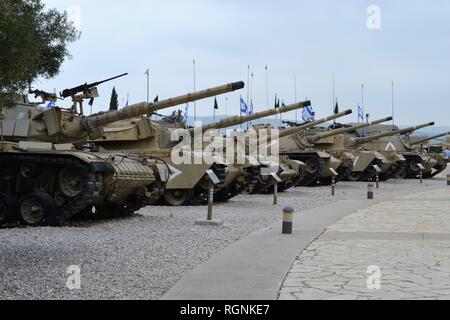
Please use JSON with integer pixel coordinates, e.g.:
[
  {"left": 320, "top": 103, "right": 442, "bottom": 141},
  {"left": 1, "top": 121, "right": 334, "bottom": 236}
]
[
  {"left": 19, "top": 193, "right": 57, "bottom": 226},
  {"left": 347, "top": 171, "right": 363, "bottom": 182},
  {"left": 58, "top": 167, "right": 83, "bottom": 198},
  {"left": 305, "top": 158, "right": 321, "bottom": 175},
  {"left": 0, "top": 193, "right": 19, "bottom": 226},
  {"left": 163, "top": 189, "right": 194, "bottom": 206}
]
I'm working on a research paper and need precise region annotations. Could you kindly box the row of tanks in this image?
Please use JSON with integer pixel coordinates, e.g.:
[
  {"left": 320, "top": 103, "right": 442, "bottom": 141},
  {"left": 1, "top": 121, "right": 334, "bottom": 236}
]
[{"left": 0, "top": 76, "right": 448, "bottom": 227}]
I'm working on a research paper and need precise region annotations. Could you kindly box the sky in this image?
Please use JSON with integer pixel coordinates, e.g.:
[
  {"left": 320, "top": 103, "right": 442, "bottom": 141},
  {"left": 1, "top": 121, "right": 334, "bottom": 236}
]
[{"left": 37, "top": 0, "right": 450, "bottom": 126}]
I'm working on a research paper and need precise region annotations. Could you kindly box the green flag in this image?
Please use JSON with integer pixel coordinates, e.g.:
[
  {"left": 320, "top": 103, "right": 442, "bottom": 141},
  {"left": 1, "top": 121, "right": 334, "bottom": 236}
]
[{"left": 144, "top": 69, "right": 149, "bottom": 76}]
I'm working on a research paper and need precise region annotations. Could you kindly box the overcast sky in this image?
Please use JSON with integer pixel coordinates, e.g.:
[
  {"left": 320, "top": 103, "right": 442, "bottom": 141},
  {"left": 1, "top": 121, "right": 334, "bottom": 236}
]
[{"left": 37, "top": 0, "right": 450, "bottom": 126}]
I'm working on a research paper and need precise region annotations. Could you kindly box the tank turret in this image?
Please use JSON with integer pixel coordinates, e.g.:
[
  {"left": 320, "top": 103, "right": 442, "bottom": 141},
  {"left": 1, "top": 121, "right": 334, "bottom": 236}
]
[
  {"left": 409, "top": 131, "right": 450, "bottom": 146},
  {"left": 2, "top": 81, "right": 244, "bottom": 143},
  {"left": 353, "top": 122, "right": 435, "bottom": 145},
  {"left": 190, "top": 100, "right": 311, "bottom": 134}
]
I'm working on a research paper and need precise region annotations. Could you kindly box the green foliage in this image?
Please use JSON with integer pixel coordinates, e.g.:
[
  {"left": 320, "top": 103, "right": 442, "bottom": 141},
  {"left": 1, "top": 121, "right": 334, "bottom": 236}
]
[
  {"left": 109, "top": 86, "right": 119, "bottom": 111},
  {"left": 0, "top": 0, "right": 80, "bottom": 109},
  {"left": 160, "top": 110, "right": 185, "bottom": 124}
]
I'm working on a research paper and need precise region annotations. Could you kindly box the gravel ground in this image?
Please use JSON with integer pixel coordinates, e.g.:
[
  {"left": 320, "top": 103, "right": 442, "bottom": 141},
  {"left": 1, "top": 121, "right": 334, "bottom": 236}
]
[{"left": 0, "top": 177, "right": 446, "bottom": 300}]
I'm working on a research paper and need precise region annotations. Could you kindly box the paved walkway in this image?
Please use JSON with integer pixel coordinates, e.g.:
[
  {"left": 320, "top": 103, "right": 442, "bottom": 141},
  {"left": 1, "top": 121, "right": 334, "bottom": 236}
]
[
  {"left": 279, "top": 188, "right": 450, "bottom": 300},
  {"left": 162, "top": 179, "right": 446, "bottom": 300}
]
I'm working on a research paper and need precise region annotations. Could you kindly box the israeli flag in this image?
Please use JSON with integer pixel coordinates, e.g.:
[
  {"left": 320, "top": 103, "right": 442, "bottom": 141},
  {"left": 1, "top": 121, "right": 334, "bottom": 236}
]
[
  {"left": 184, "top": 103, "right": 189, "bottom": 123},
  {"left": 302, "top": 106, "right": 315, "bottom": 123},
  {"left": 358, "top": 104, "right": 364, "bottom": 122},
  {"left": 46, "top": 101, "right": 56, "bottom": 108},
  {"left": 248, "top": 100, "right": 254, "bottom": 115},
  {"left": 240, "top": 96, "right": 248, "bottom": 114}
]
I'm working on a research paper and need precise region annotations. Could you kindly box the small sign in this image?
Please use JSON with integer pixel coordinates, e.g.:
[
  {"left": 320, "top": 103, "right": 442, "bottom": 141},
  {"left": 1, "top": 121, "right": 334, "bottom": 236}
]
[
  {"left": 270, "top": 173, "right": 282, "bottom": 183},
  {"left": 417, "top": 163, "right": 425, "bottom": 170},
  {"left": 372, "top": 165, "right": 382, "bottom": 173},
  {"left": 206, "top": 169, "right": 221, "bottom": 185},
  {"left": 329, "top": 168, "right": 339, "bottom": 176}
]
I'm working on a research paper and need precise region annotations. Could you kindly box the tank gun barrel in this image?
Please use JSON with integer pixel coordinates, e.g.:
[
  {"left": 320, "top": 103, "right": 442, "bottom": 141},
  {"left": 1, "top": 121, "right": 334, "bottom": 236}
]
[
  {"left": 410, "top": 131, "right": 450, "bottom": 146},
  {"left": 278, "top": 110, "right": 353, "bottom": 139},
  {"left": 354, "top": 122, "right": 435, "bottom": 144},
  {"left": 312, "top": 116, "right": 393, "bottom": 141},
  {"left": 83, "top": 81, "right": 245, "bottom": 130},
  {"left": 189, "top": 100, "right": 311, "bottom": 134}
]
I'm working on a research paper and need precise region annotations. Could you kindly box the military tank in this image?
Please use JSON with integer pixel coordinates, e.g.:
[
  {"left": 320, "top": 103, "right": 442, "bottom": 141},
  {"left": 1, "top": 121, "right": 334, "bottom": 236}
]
[
  {"left": 0, "top": 79, "right": 244, "bottom": 226},
  {"left": 352, "top": 122, "right": 435, "bottom": 179},
  {"left": 303, "top": 117, "right": 393, "bottom": 183},
  {"left": 93, "top": 101, "right": 310, "bottom": 205},
  {"left": 193, "top": 101, "right": 311, "bottom": 199},
  {"left": 252, "top": 109, "right": 353, "bottom": 187},
  {"left": 409, "top": 131, "right": 450, "bottom": 178}
]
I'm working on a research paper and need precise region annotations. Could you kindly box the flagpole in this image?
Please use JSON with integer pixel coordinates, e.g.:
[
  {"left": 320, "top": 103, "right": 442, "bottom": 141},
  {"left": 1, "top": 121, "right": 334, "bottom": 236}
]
[
  {"left": 265, "top": 65, "right": 269, "bottom": 109},
  {"left": 225, "top": 98, "right": 228, "bottom": 118},
  {"left": 362, "top": 83, "right": 366, "bottom": 135},
  {"left": 146, "top": 71, "right": 149, "bottom": 103},
  {"left": 193, "top": 59, "right": 197, "bottom": 123},
  {"left": 294, "top": 76, "right": 298, "bottom": 123},
  {"left": 392, "top": 81, "right": 395, "bottom": 128},
  {"left": 333, "top": 72, "right": 335, "bottom": 113}
]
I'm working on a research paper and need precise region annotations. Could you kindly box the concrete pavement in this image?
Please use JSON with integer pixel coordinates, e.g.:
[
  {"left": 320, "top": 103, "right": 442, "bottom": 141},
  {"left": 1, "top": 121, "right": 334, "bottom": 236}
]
[{"left": 162, "top": 179, "right": 445, "bottom": 300}]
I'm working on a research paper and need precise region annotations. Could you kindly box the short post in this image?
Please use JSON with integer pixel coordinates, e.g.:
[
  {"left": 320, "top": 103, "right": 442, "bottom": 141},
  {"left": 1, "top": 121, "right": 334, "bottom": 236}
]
[
  {"left": 375, "top": 174, "right": 379, "bottom": 189},
  {"left": 447, "top": 174, "right": 450, "bottom": 186},
  {"left": 331, "top": 175, "right": 336, "bottom": 196},
  {"left": 207, "top": 182, "right": 214, "bottom": 221},
  {"left": 282, "top": 207, "right": 294, "bottom": 235},
  {"left": 194, "top": 170, "right": 223, "bottom": 227},
  {"left": 419, "top": 170, "right": 423, "bottom": 184},
  {"left": 273, "top": 182, "right": 278, "bottom": 205},
  {"left": 367, "top": 182, "right": 374, "bottom": 200}
]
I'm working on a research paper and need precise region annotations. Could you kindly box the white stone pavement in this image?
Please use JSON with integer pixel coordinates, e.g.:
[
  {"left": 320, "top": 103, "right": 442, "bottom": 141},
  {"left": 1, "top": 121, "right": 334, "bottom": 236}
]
[{"left": 279, "top": 188, "right": 450, "bottom": 300}]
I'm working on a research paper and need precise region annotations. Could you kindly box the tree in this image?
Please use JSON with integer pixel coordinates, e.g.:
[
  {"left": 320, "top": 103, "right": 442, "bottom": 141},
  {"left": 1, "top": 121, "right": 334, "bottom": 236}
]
[
  {"left": 160, "top": 110, "right": 185, "bottom": 124},
  {"left": 109, "top": 87, "right": 119, "bottom": 111},
  {"left": 0, "top": 0, "right": 80, "bottom": 110}
]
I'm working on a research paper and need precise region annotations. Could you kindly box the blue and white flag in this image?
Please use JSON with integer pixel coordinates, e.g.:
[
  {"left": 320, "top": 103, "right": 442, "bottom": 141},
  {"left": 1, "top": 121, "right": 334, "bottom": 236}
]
[
  {"left": 358, "top": 104, "right": 364, "bottom": 122},
  {"left": 240, "top": 96, "right": 248, "bottom": 114},
  {"left": 248, "top": 100, "right": 254, "bottom": 115},
  {"left": 46, "top": 101, "right": 56, "bottom": 108},
  {"left": 184, "top": 103, "right": 189, "bottom": 123},
  {"left": 302, "top": 106, "right": 315, "bottom": 123}
]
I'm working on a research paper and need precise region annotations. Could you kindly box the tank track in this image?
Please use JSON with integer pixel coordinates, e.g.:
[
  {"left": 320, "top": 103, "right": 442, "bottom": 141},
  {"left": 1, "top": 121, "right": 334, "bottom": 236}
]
[
  {"left": 288, "top": 154, "right": 325, "bottom": 187},
  {"left": 383, "top": 160, "right": 407, "bottom": 180},
  {"left": 0, "top": 154, "right": 100, "bottom": 226},
  {"left": 403, "top": 155, "right": 426, "bottom": 179},
  {"left": 191, "top": 164, "right": 228, "bottom": 205},
  {"left": 245, "top": 166, "right": 262, "bottom": 194},
  {"left": 337, "top": 159, "right": 354, "bottom": 182},
  {"left": 361, "top": 158, "right": 385, "bottom": 182}
]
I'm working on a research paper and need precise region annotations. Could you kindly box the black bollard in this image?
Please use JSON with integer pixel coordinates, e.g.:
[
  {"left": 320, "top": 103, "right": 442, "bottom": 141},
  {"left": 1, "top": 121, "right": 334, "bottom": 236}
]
[
  {"left": 282, "top": 207, "right": 294, "bottom": 235},
  {"left": 368, "top": 183, "right": 374, "bottom": 200}
]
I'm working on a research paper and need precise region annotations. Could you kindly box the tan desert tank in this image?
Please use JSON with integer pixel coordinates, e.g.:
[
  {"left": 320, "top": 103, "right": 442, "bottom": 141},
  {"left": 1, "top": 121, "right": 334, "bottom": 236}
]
[
  {"left": 93, "top": 101, "right": 310, "bottom": 205},
  {"left": 352, "top": 122, "right": 435, "bottom": 179},
  {"left": 303, "top": 117, "right": 393, "bottom": 182},
  {"left": 409, "top": 131, "right": 450, "bottom": 178},
  {"left": 0, "top": 79, "right": 244, "bottom": 226},
  {"left": 252, "top": 109, "right": 353, "bottom": 187}
]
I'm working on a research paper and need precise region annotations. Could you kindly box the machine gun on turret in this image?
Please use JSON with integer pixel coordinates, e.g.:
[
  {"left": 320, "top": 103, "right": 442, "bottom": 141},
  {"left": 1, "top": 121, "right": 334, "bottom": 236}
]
[{"left": 60, "top": 73, "right": 128, "bottom": 114}]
